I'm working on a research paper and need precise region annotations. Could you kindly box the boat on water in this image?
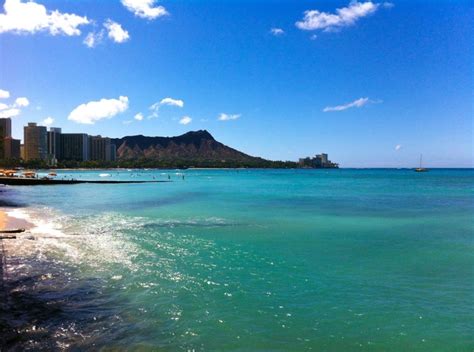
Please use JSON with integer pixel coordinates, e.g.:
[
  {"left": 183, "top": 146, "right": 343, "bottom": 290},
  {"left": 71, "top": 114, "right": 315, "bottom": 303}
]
[{"left": 415, "top": 154, "right": 428, "bottom": 172}]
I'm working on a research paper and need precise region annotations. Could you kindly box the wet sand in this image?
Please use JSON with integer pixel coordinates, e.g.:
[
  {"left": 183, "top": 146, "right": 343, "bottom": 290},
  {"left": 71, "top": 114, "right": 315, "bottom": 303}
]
[
  {"left": 1, "top": 209, "right": 32, "bottom": 287},
  {"left": 1, "top": 209, "right": 36, "bottom": 348},
  {"left": 0, "top": 209, "right": 32, "bottom": 232}
]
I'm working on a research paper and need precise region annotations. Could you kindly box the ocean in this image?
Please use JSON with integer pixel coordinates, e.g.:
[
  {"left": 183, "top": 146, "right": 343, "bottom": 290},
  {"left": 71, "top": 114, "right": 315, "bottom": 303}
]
[{"left": 1, "top": 169, "right": 473, "bottom": 351}]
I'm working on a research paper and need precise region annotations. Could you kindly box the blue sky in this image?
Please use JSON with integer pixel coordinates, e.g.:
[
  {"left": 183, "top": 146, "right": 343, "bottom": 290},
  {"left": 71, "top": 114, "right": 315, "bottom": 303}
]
[{"left": 0, "top": 0, "right": 472, "bottom": 167}]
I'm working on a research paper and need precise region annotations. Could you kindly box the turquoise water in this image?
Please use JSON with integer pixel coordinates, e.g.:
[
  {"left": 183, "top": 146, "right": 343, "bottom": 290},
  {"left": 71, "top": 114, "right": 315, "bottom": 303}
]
[{"left": 2, "top": 169, "right": 473, "bottom": 350}]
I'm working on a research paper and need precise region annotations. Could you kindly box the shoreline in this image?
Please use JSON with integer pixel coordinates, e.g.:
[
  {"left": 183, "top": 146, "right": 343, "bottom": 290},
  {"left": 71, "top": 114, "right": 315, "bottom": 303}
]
[
  {"left": 0, "top": 208, "right": 34, "bottom": 285},
  {"left": 0, "top": 177, "right": 171, "bottom": 186},
  {"left": 0, "top": 209, "right": 33, "bottom": 233}
]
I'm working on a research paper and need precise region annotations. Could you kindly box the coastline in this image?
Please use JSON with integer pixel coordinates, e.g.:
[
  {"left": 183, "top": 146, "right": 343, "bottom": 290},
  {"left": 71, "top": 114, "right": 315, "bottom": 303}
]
[
  {"left": 0, "top": 208, "right": 34, "bottom": 288},
  {"left": 0, "top": 209, "right": 45, "bottom": 349},
  {"left": 0, "top": 209, "right": 33, "bottom": 232},
  {"left": 1, "top": 208, "right": 34, "bottom": 289}
]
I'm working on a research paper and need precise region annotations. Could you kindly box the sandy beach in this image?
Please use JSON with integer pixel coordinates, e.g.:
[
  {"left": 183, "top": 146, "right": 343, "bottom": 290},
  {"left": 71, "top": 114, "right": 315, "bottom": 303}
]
[
  {"left": 0, "top": 210, "right": 8, "bottom": 231},
  {"left": 0, "top": 208, "right": 34, "bottom": 276},
  {"left": 0, "top": 209, "right": 32, "bottom": 232}
]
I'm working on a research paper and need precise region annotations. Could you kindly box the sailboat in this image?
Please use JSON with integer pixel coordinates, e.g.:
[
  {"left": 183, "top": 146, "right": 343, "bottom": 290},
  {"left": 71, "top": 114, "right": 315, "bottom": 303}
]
[{"left": 415, "top": 154, "right": 428, "bottom": 172}]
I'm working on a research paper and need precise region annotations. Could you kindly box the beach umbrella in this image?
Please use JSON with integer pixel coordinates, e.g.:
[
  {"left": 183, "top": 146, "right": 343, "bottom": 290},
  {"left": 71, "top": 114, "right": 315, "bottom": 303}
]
[{"left": 4, "top": 170, "right": 18, "bottom": 176}]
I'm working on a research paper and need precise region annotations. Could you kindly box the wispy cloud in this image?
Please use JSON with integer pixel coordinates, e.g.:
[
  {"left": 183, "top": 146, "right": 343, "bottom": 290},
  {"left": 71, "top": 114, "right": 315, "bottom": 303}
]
[
  {"left": 83, "top": 31, "right": 103, "bottom": 48},
  {"left": 84, "top": 20, "right": 129, "bottom": 48},
  {"left": 395, "top": 144, "right": 401, "bottom": 151},
  {"left": 68, "top": 96, "right": 129, "bottom": 124},
  {"left": 179, "top": 116, "right": 192, "bottom": 125},
  {"left": 121, "top": 0, "right": 168, "bottom": 20},
  {"left": 148, "top": 97, "right": 184, "bottom": 119},
  {"left": 296, "top": 1, "right": 382, "bottom": 32},
  {"left": 218, "top": 113, "right": 241, "bottom": 121},
  {"left": 0, "top": 108, "right": 20, "bottom": 118},
  {"left": 104, "top": 19, "right": 129, "bottom": 43},
  {"left": 134, "top": 112, "right": 144, "bottom": 121},
  {"left": 0, "top": 0, "right": 89, "bottom": 36},
  {"left": 270, "top": 27, "right": 285, "bottom": 36},
  {"left": 159, "top": 97, "right": 184, "bottom": 108},
  {"left": 323, "top": 97, "right": 378, "bottom": 112}
]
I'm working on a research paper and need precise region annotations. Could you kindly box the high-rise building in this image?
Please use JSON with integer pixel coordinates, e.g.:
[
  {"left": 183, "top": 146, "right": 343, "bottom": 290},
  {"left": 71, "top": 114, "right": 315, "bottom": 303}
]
[
  {"left": 0, "top": 118, "right": 12, "bottom": 138},
  {"left": 89, "top": 135, "right": 111, "bottom": 161},
  {"left": 47, "top": 127, "right": 62, "bottom": 160},
  {"left": 110, "top": 143, "right": 117, "bottom": 162},
  {"left": 60, "top": 133, "right": 89, "bottom": 161},
  {"left": 0, "top": 118, "right": 12, "bottom": 159},
  {"left": 3, "top": 137, "right": 21, "bottom": 159},
  {"left": 24, "top": 122, "right": 48, "bottom": 161},
  {"left": 298, "top": 153, "right": 338, "bottom": 168},
  {"left": 320, "top": 153, "right": 328, "bottom": 165}
]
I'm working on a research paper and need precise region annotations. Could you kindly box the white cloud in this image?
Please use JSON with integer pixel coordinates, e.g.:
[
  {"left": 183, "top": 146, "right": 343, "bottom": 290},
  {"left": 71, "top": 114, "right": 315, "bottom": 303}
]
[
  {"left": 218, "top": 113, "right": 241, "bottom": 121},
  {"left": 14, "top": 97, "right": 29, "bottom": 107},
  {"left": 0, "top": 89, "right": 10, "bottom": 99},
  {"left": 134, "top": 112, "right": 144, "bottom": 121},
  {"left": 395, "top": 144, "right": 401, "bottom": 151},
  {"left": 0, "top": 108, "right": 20, "bottom": 118},
  {"left": 121, "top": 0, "right": 168, "bottom": 20},
  {"left": 84, "top": 20, "right": 129, "bottom": 48},
  {"left": 83, "top": 30, "right": 103, "bottom": 48},
  {"left": 0, "top": 92, "right": 31, "bottom": 117},
  {"left": 270, "top": 28, "right": 284, "bottom": 36},
  {"left": 148, "top": 97, "right": 184, "bottom": 118},
  {"left": 104, "top": 19, "right": 129, "bottom": 43},
  {"left": 310, "top": 34, "right": 318, "bottom": 40},
  {"left": 296, "top": 1, "right": 379, "bottom": 32},
  {"left": 148, "top": 105, "right": 160, "bottom": 118},
  {"left": 323, "top": 97, "right": 374, "bottom": 112},
  {"left": 160, "top": 97, "right": 184, "bottom": 108},
  {"left": 0, "top": 0, "right": 89, "bottom": 36},
  {"left": 42, "top": 116, "right": 54, "bottom": 126},
  {"left": 68, "top": 96, "right": 129, "bottom": 124},
  {"left": 383, "top": 2, "right": 395, "bottom": 9},
  {"left": 179, "top": 116, "right": 192, "bottom": 125}
]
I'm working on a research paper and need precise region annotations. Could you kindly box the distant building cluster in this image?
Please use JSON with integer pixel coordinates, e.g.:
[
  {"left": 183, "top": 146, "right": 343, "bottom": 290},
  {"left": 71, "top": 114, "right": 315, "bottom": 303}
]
[
  {"left": 298, "top": 153, "right": 338, "bottom": 168},
  {"left": 0, "top": 118, "right": 116, "bottom": 165}
]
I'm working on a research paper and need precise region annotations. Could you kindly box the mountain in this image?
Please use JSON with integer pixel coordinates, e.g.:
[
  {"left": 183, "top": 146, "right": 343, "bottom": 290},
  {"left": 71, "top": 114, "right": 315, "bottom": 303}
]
[{"left": 110, "top": 130, "right": 270, "bottom": 167}]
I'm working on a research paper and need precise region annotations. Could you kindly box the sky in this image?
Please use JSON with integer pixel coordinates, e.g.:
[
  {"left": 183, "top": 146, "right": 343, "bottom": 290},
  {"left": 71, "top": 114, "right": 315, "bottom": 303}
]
[{"left": 0, "top": 0, "right": 472, "bottom": 167}]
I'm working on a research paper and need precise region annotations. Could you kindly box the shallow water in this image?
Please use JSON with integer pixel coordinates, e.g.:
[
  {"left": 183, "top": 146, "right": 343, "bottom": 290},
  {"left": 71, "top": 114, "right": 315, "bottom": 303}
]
[{"left": 1, "top": 169, "right": 473, "bottom": 351}]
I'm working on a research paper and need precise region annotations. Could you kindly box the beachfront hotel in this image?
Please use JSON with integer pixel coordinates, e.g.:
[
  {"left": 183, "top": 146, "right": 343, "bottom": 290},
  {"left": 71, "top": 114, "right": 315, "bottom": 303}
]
[
  {"left": 0, "top": 118, "right": 117, "bottom": 165},
  {"left": 89, "top": 135, "right": 116, "bottom": 162},
  {"left": 23, "top": 122, "right": 48, "bottom": 161},
  {"left": 298, "top": 153, "right": 338, "bottom": 168},
  {"left": 0, "top": 118, "right": 21, "bottom": 161}
]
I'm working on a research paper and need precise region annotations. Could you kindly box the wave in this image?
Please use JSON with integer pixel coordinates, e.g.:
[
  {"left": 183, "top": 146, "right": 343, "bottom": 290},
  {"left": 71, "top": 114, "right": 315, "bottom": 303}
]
[
  {"left": 4, "top": 207, "right": 235, "bottom": 272},
  {"left": 139, "top": 216, "right": 236, "bottom": 229}
]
